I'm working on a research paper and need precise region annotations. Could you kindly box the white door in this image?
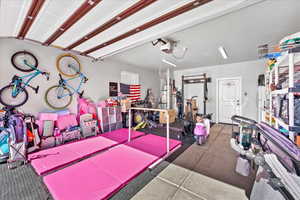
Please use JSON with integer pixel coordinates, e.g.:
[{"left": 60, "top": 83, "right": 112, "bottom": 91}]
[{"left": 218, "top": 78, "right": 241, "bottom": 123}]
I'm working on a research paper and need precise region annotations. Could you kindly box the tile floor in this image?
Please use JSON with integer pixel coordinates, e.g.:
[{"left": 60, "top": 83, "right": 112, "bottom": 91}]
[{"left": 130, "top": 124, "right": 254, "bottom": 200}]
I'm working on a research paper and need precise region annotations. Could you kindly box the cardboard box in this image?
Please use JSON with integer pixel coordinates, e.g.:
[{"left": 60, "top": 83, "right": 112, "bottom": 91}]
[
  {"left": 120, "top": 99, "right": 131, "bottom": 112},
  {"left": 160, "top": 109, "right": 176, "bottom": 124},
  {"left": 191, "top": 99, "right": 197, "bottom": 109},
  {"left": 296, "top": 136, "right": 300, "bottom": 148}
]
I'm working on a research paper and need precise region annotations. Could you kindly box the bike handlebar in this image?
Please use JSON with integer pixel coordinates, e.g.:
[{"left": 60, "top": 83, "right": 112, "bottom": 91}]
[{"left": 231, "top": 115, "right": 257, "bottom": 125}]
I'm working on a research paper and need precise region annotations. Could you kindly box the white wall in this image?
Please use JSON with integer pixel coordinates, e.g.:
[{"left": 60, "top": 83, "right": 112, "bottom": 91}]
[
  {"left": 0, "top": 38, "right": 160, "bottom": 114},
  {"left": 174, "top": 59, "right": 266, "bottom": 122}
]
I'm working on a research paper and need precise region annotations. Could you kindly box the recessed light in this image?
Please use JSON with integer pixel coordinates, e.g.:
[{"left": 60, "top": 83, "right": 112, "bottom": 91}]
[{"left": 218, "top": 46, "right": 228, "bottom": 59}]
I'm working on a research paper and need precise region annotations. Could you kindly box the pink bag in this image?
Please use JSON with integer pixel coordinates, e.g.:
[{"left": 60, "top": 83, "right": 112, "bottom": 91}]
[
  {"left": 56, "top": 114, "right": 78, "bottom": 130},
  {"left": 62, "top": 129, "right": 81, "bottom": 143},
  {"left": 37, "top": 113, "right": 58, "bottom": 134},
  {"left": 40, "top": 137, "right": 56, "bottom": 149},
  {"left": 235, "top": 156, "right": 250, "bottom": 176}
]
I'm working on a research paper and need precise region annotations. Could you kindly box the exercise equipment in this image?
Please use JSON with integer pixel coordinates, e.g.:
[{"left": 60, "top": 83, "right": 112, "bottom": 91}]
[
  {"left": 128, "top": 107, "right": 174, "bottom": 154},
  {"left": 31, "top": 107, "right": 182, "bottom": 200},
  {"left": 29, "top": 128, "right": 144, "bottom": 175},
  {"left": 0, "top": 51, "right": 49, "bottom": 107},
  {"left": 231, "top": 115, "right": 300, "bottom": 200},
  {"left": 144, "top": 88, "right": 156, "bottom": 108},
  {"left": 181, "top": 74, "right": 212, "bottom": 135},
  {"left": 43, "top": 134, "right": 181, "bottom": 200},
  {"left": 132, "top": 111, "right": 158, "bottom": 131},
  {"left": 185, "top": 96, "right": 198, "bottom": 121},
  {"left": 56, "top": 53, "right": 82, "bottom": 78},
  {"left": 45, "top": 53, "right": 88, "bottom": 109},
  {"left": 181, "top": 73, "right": 211, "bottom": 115}
]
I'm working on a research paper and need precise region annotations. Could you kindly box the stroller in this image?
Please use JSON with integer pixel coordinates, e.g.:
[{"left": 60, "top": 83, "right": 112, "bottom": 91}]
[{"left": 7, "top": 114, "right": 27, "bottom": 169}]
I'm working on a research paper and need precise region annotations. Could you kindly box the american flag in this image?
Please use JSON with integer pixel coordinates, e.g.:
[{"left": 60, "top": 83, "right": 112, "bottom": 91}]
[{"left": 120, "top": 83, "right": 141, "bottom": 102}]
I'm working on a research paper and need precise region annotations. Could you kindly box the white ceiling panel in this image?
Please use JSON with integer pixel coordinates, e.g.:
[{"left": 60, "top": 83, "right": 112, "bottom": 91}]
[
  {"left": 73, "top": 0, "right": 194, "bottom": 52},
  {"left": 88, "top": 0, "right": 247, "bottom": 58},
  {"left": 26, "top": 0, "right": 85, "bottom": 42},
  {"left": 109, "top": 0, "right": 300, "bottom": 69},
  {"left": 52, "top": 0, "right": 139, "bottom": 48},
  {"left": 0, "top": 0, "right": 32, "bottom": 37}
]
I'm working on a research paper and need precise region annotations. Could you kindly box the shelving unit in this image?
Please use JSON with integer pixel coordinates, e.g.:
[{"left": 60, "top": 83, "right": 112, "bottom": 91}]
[{"left": 264, "top": 47, "right": 300, "bottom": 142}]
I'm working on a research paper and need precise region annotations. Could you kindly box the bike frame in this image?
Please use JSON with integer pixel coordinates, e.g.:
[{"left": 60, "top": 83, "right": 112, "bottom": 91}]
[
  {"left": 11, "top": 62, "right": 43, "bottom": 97},
  {"left": 57, "top": 72, "right": 86, "bottom": 98}
]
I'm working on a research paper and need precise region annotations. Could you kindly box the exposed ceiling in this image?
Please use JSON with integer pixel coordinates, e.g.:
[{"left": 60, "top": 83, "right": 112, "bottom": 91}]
[
  {"left": 0, "top": 0, "right": 264, "bottom": 63},
  {"left": 110, "top": 0, "right": 300, "bottom": 69}
]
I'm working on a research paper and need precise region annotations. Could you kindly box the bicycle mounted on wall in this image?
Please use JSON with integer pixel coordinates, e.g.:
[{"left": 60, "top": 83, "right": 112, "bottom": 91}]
[
  {"left": 0, "top": 51, "right": 49, "bottom": 107},
  {"left": 45, "top": 54, "right": 88, "bottom": 110}
]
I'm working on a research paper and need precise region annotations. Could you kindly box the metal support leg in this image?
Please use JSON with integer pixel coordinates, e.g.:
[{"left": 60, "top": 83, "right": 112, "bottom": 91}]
[
  {"left": 167, "top": 112, "right": 170, "bottom": 154},
  {"left": 128, "top": 109, "right": 132, "bottom": 142}
]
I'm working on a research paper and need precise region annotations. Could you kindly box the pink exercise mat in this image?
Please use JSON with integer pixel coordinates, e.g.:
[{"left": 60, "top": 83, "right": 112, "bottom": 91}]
[
  {"left": 44, "top": 145, "right": 158, "bottom": 200},
  {"left": 29, "top": 136, "right": 117, "bottom": 175},
  {"left": 90, "top": 145, "right": 157, "bottom": 184},
  {"left": 100, "top": 128, "right": 144, "bottom": 143},
  {"left": 126, "top": 134, "right": 182, "bottom": 157},
  {"left": 44, "top": 159, "right": 122, "bottom": 200}
]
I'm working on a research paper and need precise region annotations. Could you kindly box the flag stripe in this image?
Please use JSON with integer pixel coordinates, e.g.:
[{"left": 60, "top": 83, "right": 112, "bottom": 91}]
[{"left": 120, "top": 83, "right": 141, "bottom": 102}]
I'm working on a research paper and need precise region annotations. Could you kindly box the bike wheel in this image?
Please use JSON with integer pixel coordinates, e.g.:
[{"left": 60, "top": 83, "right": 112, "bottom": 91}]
[
  {"left": 45, "top": 85, "right": 73, "bottom": 110},
  {"left": 0, "top": 85, "right": 28, "bottom": 107},
  {"left": 11, "top": 51, "right": 38, "bottom": 72},
  {"left": 56, "top": 54, "right": 81, "bottom": 77}
]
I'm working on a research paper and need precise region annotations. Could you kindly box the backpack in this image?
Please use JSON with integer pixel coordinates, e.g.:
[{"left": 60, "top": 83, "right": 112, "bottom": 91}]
[{"left": 8, "top": 114, "right": 26, "bottom": 143}]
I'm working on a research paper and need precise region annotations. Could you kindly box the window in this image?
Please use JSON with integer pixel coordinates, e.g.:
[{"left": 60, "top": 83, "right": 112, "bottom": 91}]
[{"left": 121, "top": 71, "right": 139, "bottom": 85}]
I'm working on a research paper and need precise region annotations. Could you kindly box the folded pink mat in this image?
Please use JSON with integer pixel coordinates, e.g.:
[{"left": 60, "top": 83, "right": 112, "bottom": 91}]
[
  {"left": 29, "top": 136, "right": 117, "bottom": 175},
  {"left": 44, "top": 145, "right": 158, "bottom": 200},
  {"left": 44, "top": 159, "right": 122, "bottom": 200},
  {"left": 43, "top": 134, "right": 182, "bottom": 200},
  {"left": 90, "top": 145, "right": 157, "bottom": 183}
]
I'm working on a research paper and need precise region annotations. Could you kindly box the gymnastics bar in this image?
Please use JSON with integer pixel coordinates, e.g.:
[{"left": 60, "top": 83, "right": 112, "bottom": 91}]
[{"left": 128, "top": 107, "right": 170, "bottom": 154}]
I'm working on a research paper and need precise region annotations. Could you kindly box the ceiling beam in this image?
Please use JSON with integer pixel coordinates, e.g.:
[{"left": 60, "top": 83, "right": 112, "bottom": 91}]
[
  {"left": 65, "top": 0, "right": 157, "bottom": 51},
  {"left": 82, "top": 0, "right": 213, "bottom": 55},
  {"left": 43, "top": 0, "right": 103, "bottom": 45},
  {"left": 18, "top": 0, "right": 46, "bottom": 39}
]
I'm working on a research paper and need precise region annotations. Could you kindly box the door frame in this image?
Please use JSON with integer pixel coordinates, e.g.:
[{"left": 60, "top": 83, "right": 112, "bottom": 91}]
[{"left": 216, "top": 76, "right": 242, "bottom": 123}]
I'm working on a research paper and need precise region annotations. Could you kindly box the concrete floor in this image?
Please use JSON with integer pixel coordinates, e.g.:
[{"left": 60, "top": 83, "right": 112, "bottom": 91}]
[{"left": 130, "top": 124, "right": 255, "bottom": 200}]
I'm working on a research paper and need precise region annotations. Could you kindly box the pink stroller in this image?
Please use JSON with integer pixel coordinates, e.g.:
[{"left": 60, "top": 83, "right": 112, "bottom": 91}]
[{"left": 7, "top": 114, "right": 27, "bottom": 169}]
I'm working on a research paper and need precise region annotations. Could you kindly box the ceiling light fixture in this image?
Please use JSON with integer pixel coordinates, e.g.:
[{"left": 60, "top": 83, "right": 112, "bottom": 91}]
[
  {"left": 162, "top": 59, "right": 176, "bottom": 67},
  {"left": 218, "top": 46, "right": 228, "bottom": 59}
]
